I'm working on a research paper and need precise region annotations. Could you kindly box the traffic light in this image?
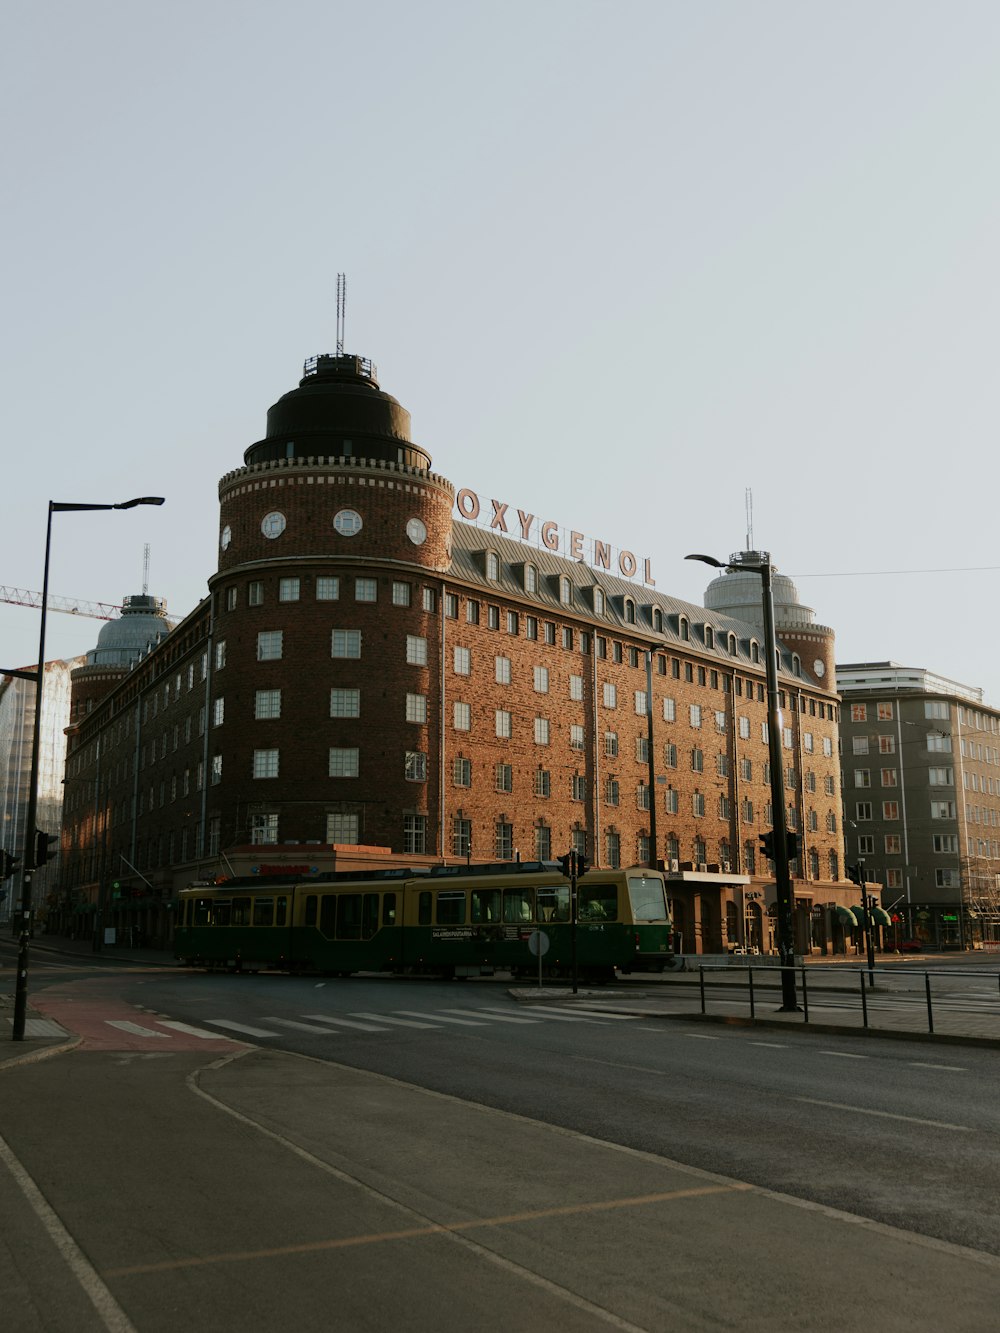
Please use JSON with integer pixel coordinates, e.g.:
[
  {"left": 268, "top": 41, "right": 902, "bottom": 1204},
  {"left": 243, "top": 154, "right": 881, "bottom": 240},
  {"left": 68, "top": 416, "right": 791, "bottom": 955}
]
[
  {"left": 847, "top": 863, "right": 865, "bottom": 886},
  {"left": 34, "top": 830, "right": 58, "bottom": 867},
  {"left": 759, "top": 831, "right": 775, "bottom": 861},
  {"left": 0, "top": 848, "right": 20, "bottom": 880},
  {"left": 557, "top": 853, "right": 573, "bottom": 878},
  {"left": 785, "top": 832, "right": 800, "bottom": 862},
  {"left": 576, "top": 853, "right": 590, "bottom": 877}
]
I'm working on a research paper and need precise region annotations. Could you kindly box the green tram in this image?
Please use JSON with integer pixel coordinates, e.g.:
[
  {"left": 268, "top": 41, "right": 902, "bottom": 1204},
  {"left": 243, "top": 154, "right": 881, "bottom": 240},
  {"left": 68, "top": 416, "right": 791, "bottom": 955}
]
[{"left": 174, "top": 861, "right": 673, "bottom": 980}]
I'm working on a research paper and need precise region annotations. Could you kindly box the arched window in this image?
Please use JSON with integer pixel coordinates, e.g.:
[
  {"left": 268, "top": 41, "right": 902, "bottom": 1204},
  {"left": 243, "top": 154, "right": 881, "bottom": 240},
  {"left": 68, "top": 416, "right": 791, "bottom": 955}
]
[
  {"left": 624, "top": 598, "right": 636, "bottom": 624},
  {"left": 652, "top": 607, "right": 663, "bottom": 633},
  {"left": 486, "top": 551, "right": 500, "bottom": 581},
  {"left": 593, "top": 587, "right": 605, "bottom": 615},
  {"left": 525, "top": 564, "right": 538, "bottom": 595},
  {"left": 750, "top": 639, "right": 760, "bottom": 663},
  {"left": 678, "top": 616, "right": 689, "bottom": 641},
  {"left": 704, "top": 625, "right": 714, "bottom": 649},
  {"left": 559, "top": 576, "right": 573, "bottom": 605},
  {"left": 728, "top": 633, "right": 738, "bottom": 656},
  {"left": 792, "top": 653, "right": 801, "bottom": 677}
]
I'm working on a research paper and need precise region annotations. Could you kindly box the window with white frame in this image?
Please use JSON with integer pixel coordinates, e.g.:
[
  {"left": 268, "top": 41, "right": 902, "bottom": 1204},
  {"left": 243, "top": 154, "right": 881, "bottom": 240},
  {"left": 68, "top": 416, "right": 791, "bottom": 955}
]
[
  {"left": 405, "top": 635, "right": 427, "bottom": 665},
  {"left": 603, "top": 682, "right": 617, "bottom": 709},
  {"left": 534, "top": 717, "right": 550, "bottom": 745},
  {"left": 329, "top": 688, "right": 359, "bottom": 718},
  {"left": 453, "top": 701, "right": 471, "bottom": 731},
  {"left": 329, "top": 748, "right": 359, "bottom": 778},
  {"left": 248, "top": 580, "right": 264, "bottom": 606},
  {"left": 332, "top": 629, "right": 362, "bottom": 659},
  {"left": 487, "top": 606, "right": 500, "bottom": 629},
  {"left": 406, "top": 693, "right": 427, "bottom": 724},
  {"left": 933, "top": 834, "right": 959, "bottom": 852},
  {"left": 535, "top": 769, "right": 551, "bottom": 798},
  {"left": 854, "top": 769, "right": 871, "bottom": 787},
  {"left": 215, "top": 641, "right": 227, "bottom": 670},
  {"left": 404, "top": 815, "right": 427, "bottom": 854},
  {"left": 570, "top": 674, "right": 584, "bottom": 701},
  {"left": 852, "top": 736, "right": 869, "bottom": 755},
  {"left": 572, "top": 774, "right": 587, "bottom": 801},
  {"left": 423, "top": 588, "right": 436, "bottom": 613},
  {"left": 250, "top": 813, "right": 279, "bottom": 845},
  {"left": 452, "top": 817, "right": 472, "bottom": 857},
  {"left": 253, "top": 749, "right": 279, "bottom": 779},
  {"left": 524, "top": 564, "right": 538, "bottom": 594},
  {"left": 855, "top": 801, "right": 873, "bottom": 820},
  {"left": 935, "top": 868, "right": 960, "bottom": 888},
  {"left": 212, "top": 697, "right": 224, "bottom": 727},
  {"left": 453, "top": 646, "right": 471, "bottom": 675},
  {"left": 689, "top": 704, "right": 701, "bottom": 729},
  {"left": 405, "top": 751, "right": 427, "bottom": 781},
  {"left": 316, "top": 576, "right": 340, "bottom": 601},
  {"left": 605, "top": 777, "right": 620, "bottom": 806},
  {"left": 570, "top": 724, "right": 585, "bottom": 750},
  {"left": 495, "top": 656, "right": 511, "bottom": 684},
  {"left": 604, "top": 731, "right": 618, "bottom": 757},
  {"left": 327, "top": 813, "right": 359, "bottom": 844},
  {"left": 925, "top": 700, "right": 949, "bottom": 720},
  {"left": 635, "top": 690, "right": 647, "bottom": 715},
  {"left": 486, "top": 552, "right": 500, "bottom": 581},
  {"left": 534, "top": 666, "right": 549, "bottom": 693},
  {"left": 495, "top": 763, "right": 513, "bottom": 793},
  {"left": 257, "top": 631, "right": 283, "bottom": 661},
  {"left": 444, "top": 593, "right": 458, "bottom": 618},
  {"left": 857, "top": 834, "right": 875, "bottom": 854},
  {"left": 931, "top": 800, "right": 956, "bottom": 819},
  {"left": 453, "top": 756, "right": 472, "bottom": 786},
  {"left": 355, "top": 577, "right": 377, "bottom": 603},
  {"left": 663, "top": 697, "right": 676, "bottom": 723},
  {"left": 392, "top": 581, "right": 411, "bottom": 606},
  {"left": 884, "top": 834, "right": 901, "bottom": 854},
  {"left": 255, "top": 689, "right": 282, "bottom": 720},
  {"left": 279, "top": 577, "right": 300, "bottom": 602},
  {"left": 496, "top": 710, "right": 512, "bottom": 739}
]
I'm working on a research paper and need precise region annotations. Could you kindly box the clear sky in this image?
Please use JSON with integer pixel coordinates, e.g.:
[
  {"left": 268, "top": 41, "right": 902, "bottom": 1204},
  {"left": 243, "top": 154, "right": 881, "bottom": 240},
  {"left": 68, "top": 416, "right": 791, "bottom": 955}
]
[{"left": 3, "top": 2, "right": 999, "bottom": 701}]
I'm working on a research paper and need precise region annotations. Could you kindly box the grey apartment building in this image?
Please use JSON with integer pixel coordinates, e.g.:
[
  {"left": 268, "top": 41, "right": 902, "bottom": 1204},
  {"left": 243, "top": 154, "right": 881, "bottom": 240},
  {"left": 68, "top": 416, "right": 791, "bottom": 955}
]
[{"left": 837, "top": 661, "right": 1000, "bottom": 949}]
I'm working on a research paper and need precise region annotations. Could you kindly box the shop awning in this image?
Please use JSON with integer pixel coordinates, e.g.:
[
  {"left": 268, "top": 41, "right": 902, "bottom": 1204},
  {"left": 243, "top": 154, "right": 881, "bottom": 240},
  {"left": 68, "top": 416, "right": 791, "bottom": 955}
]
[
  {"left": 869, "top": 906, "right": 892, "bottom": 928},
  {"left": 834, "top": 906, "right": 858, "bottom": 927}
]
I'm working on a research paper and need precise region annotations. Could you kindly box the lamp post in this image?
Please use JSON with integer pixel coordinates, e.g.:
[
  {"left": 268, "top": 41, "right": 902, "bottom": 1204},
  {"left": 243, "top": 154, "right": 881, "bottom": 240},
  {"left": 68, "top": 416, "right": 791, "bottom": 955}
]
[
  {"left": 10, "top": 497, "right": 165, "bottom": 1041},
  {"left": 686, "top": 551, "right": 799, "bottom": 1011}
]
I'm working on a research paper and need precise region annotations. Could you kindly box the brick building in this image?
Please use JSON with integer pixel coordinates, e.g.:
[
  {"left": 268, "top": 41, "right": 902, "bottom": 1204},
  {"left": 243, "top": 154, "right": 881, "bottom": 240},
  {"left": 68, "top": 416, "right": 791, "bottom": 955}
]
[{"left": 59, "top": 347, "right": 857, "bottom": 954}]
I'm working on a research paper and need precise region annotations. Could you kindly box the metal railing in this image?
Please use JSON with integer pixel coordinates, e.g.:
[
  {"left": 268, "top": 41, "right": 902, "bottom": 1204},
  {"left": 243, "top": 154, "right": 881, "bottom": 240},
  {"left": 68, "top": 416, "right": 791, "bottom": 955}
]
[{"left": 696, "top": 962, "right": 1000, "bottom": 1035}]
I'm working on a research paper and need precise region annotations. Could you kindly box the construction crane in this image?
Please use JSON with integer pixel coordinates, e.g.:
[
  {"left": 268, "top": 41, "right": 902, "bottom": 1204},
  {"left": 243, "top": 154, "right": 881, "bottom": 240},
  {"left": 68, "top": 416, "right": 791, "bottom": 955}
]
[{"left": 0, "top": 587, "right": 121, "bottom": 621}]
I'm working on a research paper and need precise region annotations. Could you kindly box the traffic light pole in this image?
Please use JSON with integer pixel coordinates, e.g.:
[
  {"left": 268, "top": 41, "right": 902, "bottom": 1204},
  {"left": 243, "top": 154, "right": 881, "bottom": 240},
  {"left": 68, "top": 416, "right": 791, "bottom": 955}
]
[{"left": 759, "top": 558, "right": 799, "bottom": 1012}]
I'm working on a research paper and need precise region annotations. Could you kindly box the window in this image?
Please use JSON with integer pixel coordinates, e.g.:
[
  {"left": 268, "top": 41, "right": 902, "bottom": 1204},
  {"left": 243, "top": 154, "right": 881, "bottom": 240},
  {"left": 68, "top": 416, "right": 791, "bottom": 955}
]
[
  {"left": 878, "top": 735, "right": 895, "bottom": 754},
  {"left": 925, "top": 701, "right": 949, "bottom": 720},
  {"left": 570, "top": 674, "right": 584, "bottom": 702},
  {"left": 467, "top": 600, "right": 480, "bottom": 624},
  {"left": 487, "top": 606, "right": 500, "bottom": 630},
  {"left": 215, "top": 641, "right": 227, "bottom": 671},
  {"left": 316, "top": 576, "right": 340, "bottom": 601},
  {"left": 718, "top": 794, "right": 730, "bottom": 819},
  {"left": 525, "top": 616, "right": 538, "bottom": 641},
  {"left": 225, "top": 586, "right": 237, "bottom": 611},
  {"left": 454, "top": 646, "right": 471, "bottom": 675},
  {"left": 689, "top": 704, "right": 701, "bottom": 729},
  {"left": 533, "top": 666, "right": 549, "bottom": 693},
  {"left": 664, "top": 742, "right": 677, "bottom": 768},
  {"left": 927, "top": 733, "right": 952, "bottom": 753},
  {"left": 716, "top": 752, "right": 729, "bottom": 777},
  {"left": 279, "top": 577, "right": 300, "bottom": 602},
  {"left": 876, "top": 702, "right": 894, "bottom": 720},
  {"left": 494, "top": 821, "right": 513, "bottom": 859},
  {"left": 535, "top": 769, "right": 551, "bottom": 798},
  {"left": 559, "top": 576, "right": 573, "bottom": 605},
  {"left": 253, "top": 749, "right": 279, "bottom": 779},
  {"left": 495, "top": 656, "right": 512, "bottom": 685},
  {"left": 535, "top": 825, "right": 551, "bottom": 860},
  {"left": 423, "top": 588, "right": 436, "bottom": 613},
  {"left": 852, "top": 736, "right": 869, "bottom": 755},
  {"left": 637, "top": 736, "right": 650, "bottom": 763},
  {"left": 255, "top": 689, "right": 282, "bottom": 719},
  {"left": 855, "top": 802, "right": 873, "bottom": 820},
  {"left": 495, "top": 710, "right": 512, "bottom": 739},
  {"left": 605, "top": 777, "right": 620, "bottom": 806},
  {"left": 933, "top": 834, "right": 959, "bottom": 853},
  {"left": 444, "top": 593, "right": 458, "bottom": 618},
  {"left": 257, "top": 631, "right": 283, "bottom": 661},
  {"left": 327, "top": 813, "right": 359, "bottom": 844},
  {"left": 604, "top": 731, "right": 619, "bottom": 758},
  {"left": 405, "top": 635, "right": 427, "bottom": 665},
  {"left": 572, "top": 774, "right": 587, "bottom": 801},
  {"left": 857, "top": 834, "right": 875, "bottom": 855},
  {"left": 507, "top": 610, "right": 519, "bottom": 634},
  {"left": 524, "top": 564, "right": 538, "bottom": 594},
  {"left": 452, "top": 818, "right": 472, "bottom": 857},
  {"left": 392, "top": 581, "right": 411, "bottom": 607},
  {"left": 854, "top": 769, "right": 871, "bottom": 788},
  {"left": 248, "top": 580, "right": 264, "bottom": 606},
  {"left": 593, "top": 587, "right": 606, "bottom": 615},
  {"left": 570, "top": 724, "right": 585, "bottom": 750},
  {"left": 250, "top": 813, "right": 278, "bottom": 845},
  {"left": 406, "top": 693, "right": 427, "bottom": 724},
  {"left": 603, "top": 682, "right": 617, "bottom": 709},
  {"left": 692, "top": 792, "right": 705, "bottom": 817},
  {"left": 405, "top": 751, "right": 427, "bottom": 781},
  {"left": 851, "top": 704, "right": 867, "bottom": 722},
  {"left": 452, "top": 756, "right": 472, "bottom": 788},
  {"left": 404, "top": 815, "right": 427, "bottom": 855},
  {"left": 935, "top": 868, "right": 961, "bottom": 889},
  {"left": 881, "top": 769, "right": 897, "bottom": 787},
  {"left": 823, "top": 737, "right": 833, "bottom": 757},
  {"left": 332, "top": 630, "right": 362, "bottom": 659},
  {"left": 931, "top": 800, "right": 956, "bottom": 819},
  {"left": 634, "top": 690, "right": 647, "bottom": 716},
  {"left": 691, "top": 747, "right": 704, "bottom": 772},
  {"left": 534, "top": 717, "right": 550, "bottom": 746},
  {"left": 453, "top": 701, "right": 471, "bottom": 731},
  {"left": 741, "top": 797, "right": 754, "bottom": 823},
  {"left": 330, "top": 688, "right": 359, "bottom": 717},
  {"left": 928, "top": 767, "right": 954, "bottom": 786},
  {"left": 212, "top": 697, "right": 225, "bottom": 727},
  {"left": 329, "top": 748, "right": 359, "bottom": 777},
  {"left": 606, "top": 831, "right": 621, "bottom": 869},
  {"left": 665, "top": 787, "right": 679, "bottom": 814},
  {"left": 486, "top": 552, "right": 500, "bottom": 581},
  {"left": 884, "top": 834, "right": 901, "bottom": 854}
]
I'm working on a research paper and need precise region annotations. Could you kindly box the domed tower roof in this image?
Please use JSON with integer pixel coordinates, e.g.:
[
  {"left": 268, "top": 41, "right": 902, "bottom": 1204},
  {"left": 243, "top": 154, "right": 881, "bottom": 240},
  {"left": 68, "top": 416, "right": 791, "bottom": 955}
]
[
  {"left": 702, "top": 550, "right": 816, "bottom": 632},
  {"left": 85, "top": 594, "right": 171, "bottom": 668},
  {"left": 243, "top": 352, "right": 431, "bottom": 472}
]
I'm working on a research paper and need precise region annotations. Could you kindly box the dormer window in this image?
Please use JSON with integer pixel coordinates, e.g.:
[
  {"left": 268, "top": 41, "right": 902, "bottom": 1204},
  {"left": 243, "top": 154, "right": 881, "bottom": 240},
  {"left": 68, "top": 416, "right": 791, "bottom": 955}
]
[
  {"left": 728, "top": 633, "right": 738, "bottom": 656},
  {"left": 486, "top": 551, "right": 500, "bottom": 581},
  {"left": 678, "top": 616, "right": 690, "bottom": 641},
  {"left": 593, "top": 587, "right": 606, "bottom": 615},
  {"left": 524, "top": 564, "right": 538, "bottom": 595},
  {"left": 792, "top": 653, "right": 801, "bottom": 677},
  {"left": 652, "top": 607, "right": 663, "bottom": 633},
  {"left": 704, "top": 625, "right": 714, "bottom": 649},
  {"left": 750, "top": 639, "right": 760, "bottom": 664},
  {"left": 559, "top": 576, "right": 573, "bottom": 606},
  {"left": 623, "top": 598, "right": 636, "bottom": 624}
]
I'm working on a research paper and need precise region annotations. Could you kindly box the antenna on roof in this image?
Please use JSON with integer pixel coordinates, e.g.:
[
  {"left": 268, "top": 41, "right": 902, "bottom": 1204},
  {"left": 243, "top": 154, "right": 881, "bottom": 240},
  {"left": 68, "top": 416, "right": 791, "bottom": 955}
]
[
  {"left": 142, "top": 543, "right": 150, "bottom": 596},
  {"left": 336, "top": 273, "right": 346, "bottom": 356},
  {"left": 745, "top": 488, "right": 754, "bottom": 551}
]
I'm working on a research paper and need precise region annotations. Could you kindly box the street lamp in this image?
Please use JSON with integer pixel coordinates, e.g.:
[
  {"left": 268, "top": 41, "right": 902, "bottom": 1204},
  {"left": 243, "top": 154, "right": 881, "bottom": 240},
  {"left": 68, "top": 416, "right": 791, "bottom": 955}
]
[
  {"left": 10, "top": 497, "right": 165, "bottom": 1041},
  {"left": 686, "top": 551, "right": 799, "bottom": 1011}
]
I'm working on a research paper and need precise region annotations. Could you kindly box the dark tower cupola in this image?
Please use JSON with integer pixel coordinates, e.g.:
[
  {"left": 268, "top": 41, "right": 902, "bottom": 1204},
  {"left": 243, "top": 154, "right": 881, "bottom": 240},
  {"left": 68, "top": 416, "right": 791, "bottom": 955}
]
[{"left": 243, "top": 353, "right": 431, "bottom": 471}]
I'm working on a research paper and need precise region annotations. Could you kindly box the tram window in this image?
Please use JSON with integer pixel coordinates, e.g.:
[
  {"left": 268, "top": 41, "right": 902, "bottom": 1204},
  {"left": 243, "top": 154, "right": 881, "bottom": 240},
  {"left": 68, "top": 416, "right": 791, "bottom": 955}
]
[
  {"left": 337, "top": 894, "right": 363, "bottom": 939},
  {"left": 253, "top": 898, "right": 274, "bottom": 927},
  {"left": 471, "top": 889, "right": 501, "bottom": 923},
  {"left": 305, "top": 895, "right": 318, "bottom": 927},
  {"left": 320, "top": 895, "right": 337, "bottom": 935},
  {"left": 418, "top": 892, "right": 432, "bottom": 925},
  {"left": 382, "top": 892, "right": 397, "bottom": 927},
  {"left": 437, "top": 891, "right": 466, "bottom": 925},
  {"left": 275, "top": 896, "right": 288, "bottom": 927},
  {"left": 213, "top": 900, "right": 232, "bottom": 927},
  {"left": 503, "top": 889, "right": 534, "bottom": 924},
  {"left": 194, "top": 898, "right": 210, "bottom": 927},
  {"left": 362, "top": 893, "right": 379, "bottom": 939},
  {"left": 536, "top": 886, "right": 569, "bottom": 922},
  {"left": 232, "top": 898, "right": 252, "bottom": 926},
  {"left": 578, "top": 884, "right": 618, "bottom": 921},
  {"left": 626, "top": 874, "right": 667, "bottom": 922}
]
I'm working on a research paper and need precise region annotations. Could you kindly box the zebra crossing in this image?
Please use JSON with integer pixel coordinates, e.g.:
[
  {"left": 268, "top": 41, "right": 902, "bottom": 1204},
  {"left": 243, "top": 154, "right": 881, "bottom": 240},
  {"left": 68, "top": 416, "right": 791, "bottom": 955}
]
[{"left": 99, "top": 1004, "right": 638, "bottom": 1043}]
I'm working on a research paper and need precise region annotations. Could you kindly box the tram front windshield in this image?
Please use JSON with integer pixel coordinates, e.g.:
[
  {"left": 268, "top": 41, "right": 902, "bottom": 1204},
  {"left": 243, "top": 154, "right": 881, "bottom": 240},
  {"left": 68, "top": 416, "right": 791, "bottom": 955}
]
[{"left": 627, "top": 874, "right": 668, "bottom": 921}]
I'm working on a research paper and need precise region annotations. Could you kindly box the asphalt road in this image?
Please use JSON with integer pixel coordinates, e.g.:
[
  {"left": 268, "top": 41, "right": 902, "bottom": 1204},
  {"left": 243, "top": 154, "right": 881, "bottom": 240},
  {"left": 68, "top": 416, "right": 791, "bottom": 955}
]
[{"left": 5, "top": 950, "right": 1000, "bottom": 1331}]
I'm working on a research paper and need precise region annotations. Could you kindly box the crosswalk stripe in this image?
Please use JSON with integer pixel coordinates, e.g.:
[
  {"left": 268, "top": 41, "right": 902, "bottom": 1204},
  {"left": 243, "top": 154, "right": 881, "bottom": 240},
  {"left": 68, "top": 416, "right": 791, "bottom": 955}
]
[
  {"left": 351, "top": 1012, "right": 438, "bottom": 1029},
  {"left": 544, "top": 1006, "right": 636, "bottom": 1020},
  {"left": 300, "top": 1013, "right": 390, "bottom": 1032},
  {"left": 157, "top": 1020, "right": 234, "bottom": 1039},
  {"left": 448, "top": 1008, "right": 540, "bottom": 1025},
  {"left": 393, "top": 1010, "right": 488, "bottom": 1027},
  {"left": 516, "top": 1008, "right": 607, "bottom": 1023},
  {"left": 205, "top": 1019, "right": 276, "bottom": 1037},
  {"left": 264, "top": 1017, "right": 347, "bottom": 1034},
  {"left": 105, "top": 1020, "right": 170, "bottom": 1038}
]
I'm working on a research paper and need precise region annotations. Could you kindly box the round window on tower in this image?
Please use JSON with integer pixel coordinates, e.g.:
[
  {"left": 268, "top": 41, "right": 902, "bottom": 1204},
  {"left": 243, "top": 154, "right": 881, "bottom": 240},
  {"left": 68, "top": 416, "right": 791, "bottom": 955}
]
[
  {"left": 261, "top": 511, "right": 286, "bottom": 539},
  {"left": 220, "top": 524, "right": 232, "bottom": 551},
  {"left": 406, "top": 517, "right": 427, "bottom": 546},
  {"left": 333, "top": 508, "right": 363, "bottom": 537}
]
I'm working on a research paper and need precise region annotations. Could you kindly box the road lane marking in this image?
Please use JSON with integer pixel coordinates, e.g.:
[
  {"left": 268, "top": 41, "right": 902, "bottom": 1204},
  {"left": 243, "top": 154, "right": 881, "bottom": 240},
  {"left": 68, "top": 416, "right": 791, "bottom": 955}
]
[
  {"left": 156, "top": 1020, "right": 235, "bottom": 1040},
  {"left": 393, "top": 1010, "right": 487, "bottom": 1026},
  {"left": 819, "top": 1051, "right": 868, "bottom": 1059},
  {"left": 264, "top": 1018, "right": 348, "bottom": 1034},
  {"left": 909, "top": 1062, "right": 967, "bottom": 1072},
  {"left": 685, "top": 1034, "right": 721, "bottom": 1040},
  {"left": 205, "top": 1019, "right": 276, "bottom": 1037},
  {"left": 445, "top": 1008, "right": 539, "bottom": 1024},
  {"left": 350, "top": 1012, "right": 439, "bottom": 1029},
  {"left": 105, "top": 1021, "right": 170, "bottom": 1038},
  {"left": 299, "top": 1014, "right": 390, "bottom": 1032},
  {"left": 751, "top": 1042, "right": 786, "bottom": 1048},
  {"left": 518, "top": 1008, "right": 609, "bottom": 1023},
  {"left": 795, "top": 1097, "right": 974, "bottom": 1131},
  {"left": 540, "top": 1005, "right": 635, "bottom": 1020}
]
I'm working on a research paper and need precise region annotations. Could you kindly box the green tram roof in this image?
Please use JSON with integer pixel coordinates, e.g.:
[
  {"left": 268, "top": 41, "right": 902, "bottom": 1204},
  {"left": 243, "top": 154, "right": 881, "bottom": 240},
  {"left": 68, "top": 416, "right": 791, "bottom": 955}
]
[{"left": 181, "top": 861, "right": 663, "bottom": 894}]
